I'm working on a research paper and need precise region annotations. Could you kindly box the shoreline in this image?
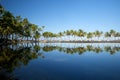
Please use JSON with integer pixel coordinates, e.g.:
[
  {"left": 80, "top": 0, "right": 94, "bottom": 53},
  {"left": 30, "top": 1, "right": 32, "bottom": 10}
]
[
  {"left": 0, "top": 39, "right": 120, "bottom": 45},
  {"left": 18, "top": 40, "right": 120, "bottom": 43}
]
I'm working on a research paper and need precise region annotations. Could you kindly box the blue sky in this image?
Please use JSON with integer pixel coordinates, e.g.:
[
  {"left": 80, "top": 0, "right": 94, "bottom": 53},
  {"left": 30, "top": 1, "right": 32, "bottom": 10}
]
[{"left": 1, "top": 0, "right": 120, "bottom": 33}]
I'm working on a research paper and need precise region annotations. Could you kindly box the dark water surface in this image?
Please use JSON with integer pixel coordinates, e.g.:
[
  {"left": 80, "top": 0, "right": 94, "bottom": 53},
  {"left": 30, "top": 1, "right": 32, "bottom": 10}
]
[{"left": 0, "top": 43, "right": 120, "bottom": 80}]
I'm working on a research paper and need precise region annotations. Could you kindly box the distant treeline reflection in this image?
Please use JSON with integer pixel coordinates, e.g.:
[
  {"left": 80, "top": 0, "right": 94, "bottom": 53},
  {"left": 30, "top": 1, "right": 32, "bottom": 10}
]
[
  {"left": 0, "top": 44, "right": 120, "bottom": 79},
  {"left": 1, "top": 44, "right": 119, "bottom": 69},
  {"left": 0, "top": 44, "right": 120, "bottom": 71},
  {"left": 42, "top": 45, "right": 120, "bottom": 55}
]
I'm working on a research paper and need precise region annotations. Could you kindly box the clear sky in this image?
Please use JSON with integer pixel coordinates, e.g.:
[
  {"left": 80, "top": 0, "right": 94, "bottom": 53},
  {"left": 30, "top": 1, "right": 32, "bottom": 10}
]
[{"left": 1, "top": 0, "right": 120, "bottom": 33}]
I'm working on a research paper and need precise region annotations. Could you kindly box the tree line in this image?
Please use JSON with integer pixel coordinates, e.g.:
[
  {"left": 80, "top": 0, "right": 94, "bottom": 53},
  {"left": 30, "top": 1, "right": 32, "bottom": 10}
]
[
  {"left": 42, "top": 29, "right": 120, "bottom": 41},
  {"left": 0, "top": 4, "right": 45, "bottom": 43},
  {"left": 0, "top": 4, "right": 120, "bottom": 43}
]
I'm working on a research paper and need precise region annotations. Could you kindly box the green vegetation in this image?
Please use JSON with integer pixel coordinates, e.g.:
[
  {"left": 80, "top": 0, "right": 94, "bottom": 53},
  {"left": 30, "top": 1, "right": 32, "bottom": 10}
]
[
  {"left": 0, "top": 4, "right": 44, "bottom": 43},
  {"left": 42, "top": 29, "right": 120, "bottom": 42},
  {"left": 0, "top": 4, "right": 120, "bottom": 44}
]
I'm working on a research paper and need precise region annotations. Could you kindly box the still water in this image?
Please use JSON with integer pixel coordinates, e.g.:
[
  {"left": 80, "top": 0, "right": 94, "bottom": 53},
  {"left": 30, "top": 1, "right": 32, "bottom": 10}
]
[{"left": 0, "top": 43, "right": 120, "bottom": 80}]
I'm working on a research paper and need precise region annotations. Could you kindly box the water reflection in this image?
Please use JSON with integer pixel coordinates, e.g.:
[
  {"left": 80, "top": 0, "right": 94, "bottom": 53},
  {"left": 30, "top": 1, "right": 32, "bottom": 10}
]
[
  {"left": 0, "top": 43, "right": 120, "bottom": 80},
  {"left": 0, "top": 45, "right": 44, "bottom": 80},
  {"left": 42, "top": 43, "right": 120, "bottom": 55}
]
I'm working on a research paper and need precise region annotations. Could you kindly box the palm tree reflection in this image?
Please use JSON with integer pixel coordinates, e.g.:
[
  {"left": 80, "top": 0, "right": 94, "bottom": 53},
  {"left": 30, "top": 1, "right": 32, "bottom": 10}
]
[
  {"left": 0, "top": 43, "right": 120, "bottom": 79},
  {"left": 42, "top": 44, "right": 120, "bottom": 55},
  {"left": 0, "top": 45, "right": 44, "bottom": 80}
]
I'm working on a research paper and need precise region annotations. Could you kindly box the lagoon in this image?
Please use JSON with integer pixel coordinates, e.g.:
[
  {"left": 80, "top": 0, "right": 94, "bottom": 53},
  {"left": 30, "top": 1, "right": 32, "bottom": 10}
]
[{"left": 0, "top": 43, "right": 120, "bottom": 80}]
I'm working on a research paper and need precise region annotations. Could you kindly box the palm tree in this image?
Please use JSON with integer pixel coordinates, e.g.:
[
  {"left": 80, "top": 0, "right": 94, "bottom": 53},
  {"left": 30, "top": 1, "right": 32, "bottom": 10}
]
[
  {"left": 58, "top": 32, "right": 63, "bottom": 41},
  {"left": 110, "top": 29, "right": 116, "bottom": 40},
  {"left": 66, "top": 30, "right": 71, "bottom": 41},
  {"left": 72, "top": 30, "right": 77, "bottom": 41},
  {"left": 38, "top": 26, "right": 45, "bottom": 41},
  {"left": 34, "top": 31, "right": 40, "bottom": 41},
  {"left": 22, "top": 18, "right": 31, "bottom": 40},
  {"left": 31, "top": 24, "right": 37, "bottom": 40},
  {"left": 104, "top": 32, "right": 111, "bottom": 41},
  {"left": 114, "top": 32, "right": 120, "bottom": 40},
  {"left": 77, "top": 29, "right": 84, "bottom": 41},
  {"left": 43, "top": 32, "right": 48, "bottom": 40},
  {"left": 94, "top": 30, "right": 103, "bottom": 41},
  {"left": 69, "top": 30, "right": 74, "bottom": 41},
  {"left": 0, "top": 4, "right": 45, "bottom": 43},
  {"left": 43, "top": 32, "right": 53, "bottom": 41},
  {"left": 2, "top": 11, "right": 15, "bottom": 40},
  {"left": 14, "top": 15, "right": 24, "bottom": 41},
  {"left": 87, "top": 32, "right": 93, "bottom": 41},
  {"left": 83, "top": 31, "right": 87, "bottom": 41}
]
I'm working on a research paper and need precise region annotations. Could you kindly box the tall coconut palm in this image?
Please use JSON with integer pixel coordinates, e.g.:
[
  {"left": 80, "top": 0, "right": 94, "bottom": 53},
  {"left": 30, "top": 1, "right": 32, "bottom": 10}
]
[
  {"left": 66, "top": 30, "right": 71, "bottom": 41},
  {"left": 87, "top": 32, "right": 93, "bottom": 41},
  {"left": 78, "top": 29, "right": 83, "bottom": 41},
  {"left": 114, "top": 32, "right": 120, "bottom": 40},
  {"left": 34, "top": 31, "right": 41, "bottom": 41},
  {"left": 104, "top": 32, "right": 111, "bottom": 41},
  {"left": 72, "top": 30, "right": 78, "bottom": 41},
  {"left": 94, "top": 30, "right": 103, "bottom": 41},
  {"left": 69, "top": 30, "right": 74, "bottom": 41},
  {"left": 22, "top": 18, "right": 31, "bottom": 40},
  {"left": 110, "top": 29, "right": 116, "bottom": 40},
  {"left": 58, "top": 32, "right": 63, "bottom": 41},
  {"left": 31, "top": 24, "right": 37, "bottom": 40}
]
